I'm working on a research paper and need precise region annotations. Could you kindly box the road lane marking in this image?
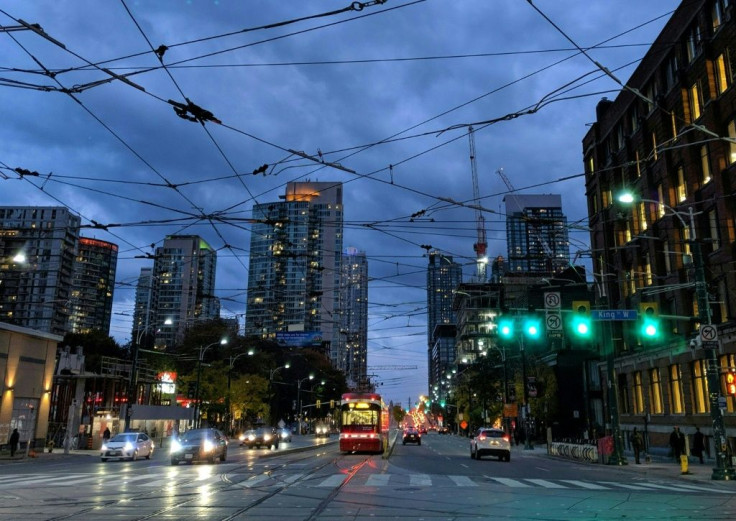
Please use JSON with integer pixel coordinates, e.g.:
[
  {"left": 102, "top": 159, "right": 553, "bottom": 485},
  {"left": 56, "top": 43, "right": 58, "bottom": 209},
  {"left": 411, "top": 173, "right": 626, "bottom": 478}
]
[
  {"left": 410, "top": 474, "right": 432, "bottom": 486},
  {"left": 637, "top": 482, "right": 735, "bottom": 494},
  {"left": 0, "top": 474, "right": 86, "bottom": 487},
  {"left": 365, "top": 474, "right": 390, "bottom": 487},
  {"left": 487, "top": 477, "right": 531, "bottom": 487},
  {"left": 449, "top": 475, "right": 477, "bottom": 487},
  {"left": 526, "top": 479, "right": 567, "bottom": 488},
  {"left": 317, "top": 474, "right": 346, "bottom": 487},
  {"left": 560, "top": 480, "right": 609, "bottom": 490}
]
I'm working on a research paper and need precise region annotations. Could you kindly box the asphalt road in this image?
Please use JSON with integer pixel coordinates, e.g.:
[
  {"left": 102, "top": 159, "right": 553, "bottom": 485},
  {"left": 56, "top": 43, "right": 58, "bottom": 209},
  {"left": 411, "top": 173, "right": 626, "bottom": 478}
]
[{"left": 1, "top": 432, "right": 735, "bottom": 520}]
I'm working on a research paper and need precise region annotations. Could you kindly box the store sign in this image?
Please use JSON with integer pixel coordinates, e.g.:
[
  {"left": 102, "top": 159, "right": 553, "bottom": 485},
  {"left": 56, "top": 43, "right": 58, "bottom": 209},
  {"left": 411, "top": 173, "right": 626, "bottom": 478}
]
[{"left": 157, "top": 371, "right": 177, "bottom": 394}]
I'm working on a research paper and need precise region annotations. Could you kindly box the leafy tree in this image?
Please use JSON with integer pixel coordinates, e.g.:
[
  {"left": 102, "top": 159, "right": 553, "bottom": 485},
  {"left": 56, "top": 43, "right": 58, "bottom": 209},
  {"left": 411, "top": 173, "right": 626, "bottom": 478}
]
[{"left": 61, "top": 330, "right": 125, "bottom": 373}]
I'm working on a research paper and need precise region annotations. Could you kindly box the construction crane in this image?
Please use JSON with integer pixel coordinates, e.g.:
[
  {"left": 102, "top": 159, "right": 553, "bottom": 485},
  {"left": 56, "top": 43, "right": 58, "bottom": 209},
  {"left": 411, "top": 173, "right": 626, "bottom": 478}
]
[
  {"left": 496, "top": 167, "right": 555, "bottom": 269},
  {"left": 468, "top": 126, "right": 488, "bottom": 281}
]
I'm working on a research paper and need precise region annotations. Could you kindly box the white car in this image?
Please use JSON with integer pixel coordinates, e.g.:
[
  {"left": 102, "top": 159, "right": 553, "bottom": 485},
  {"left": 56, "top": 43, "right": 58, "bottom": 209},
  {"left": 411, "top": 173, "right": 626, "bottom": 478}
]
[
  {"left": 101, "top": 432, "right": 154, "bottom": 462},
  {"left": 470, "top": 427, "right": 511, "bottom": 462}
]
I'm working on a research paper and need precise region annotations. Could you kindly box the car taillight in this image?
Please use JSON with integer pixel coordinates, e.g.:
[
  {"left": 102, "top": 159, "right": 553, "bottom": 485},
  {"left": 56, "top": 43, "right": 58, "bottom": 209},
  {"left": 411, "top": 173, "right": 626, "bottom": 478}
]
[
  {"left": 478, "top": 435, "right": 486, "bottom": 441},
  {"left": 503, "top": 435, "right": 510, "bottom": 442}
]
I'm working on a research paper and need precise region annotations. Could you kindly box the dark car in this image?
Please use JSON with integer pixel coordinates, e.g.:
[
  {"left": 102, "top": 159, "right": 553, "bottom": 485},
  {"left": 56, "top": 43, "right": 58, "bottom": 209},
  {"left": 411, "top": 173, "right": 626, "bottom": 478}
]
[
  {"left": 403, "top": 427, "right": 421, "bottom": 445},
  {"left": 170, "top": 428, "right": 228, "bottom": 465},
  {"left": 241, "top": 427, "right": 280, "bottom": 449}
]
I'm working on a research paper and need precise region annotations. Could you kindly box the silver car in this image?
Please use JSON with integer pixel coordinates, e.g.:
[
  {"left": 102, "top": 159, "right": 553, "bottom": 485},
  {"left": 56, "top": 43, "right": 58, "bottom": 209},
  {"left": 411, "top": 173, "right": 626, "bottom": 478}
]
[{"left": 101, "top": 432, "right": 154, "bottom": 462}]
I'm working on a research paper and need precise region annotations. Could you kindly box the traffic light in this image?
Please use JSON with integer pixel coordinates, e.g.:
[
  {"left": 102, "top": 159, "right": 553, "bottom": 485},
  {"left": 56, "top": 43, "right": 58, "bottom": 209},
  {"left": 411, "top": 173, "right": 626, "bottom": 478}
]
[
  {"left": 727, "top": 372, "right": 736, "bottom": 396},
  {"left": 440, "top": 400, "right": 446, "bottom": 407},
  {"left": 639, "top": 302, "right": 660, "bottom": 340},
  {"left": 570, "top": 300, "right": 592, "bottom": 339},
  {"left": 497, "top": 317, "right": 514, "bottom": 340},
  {"left": 523, "top": 316, "right": 542, "bottom": 339}
]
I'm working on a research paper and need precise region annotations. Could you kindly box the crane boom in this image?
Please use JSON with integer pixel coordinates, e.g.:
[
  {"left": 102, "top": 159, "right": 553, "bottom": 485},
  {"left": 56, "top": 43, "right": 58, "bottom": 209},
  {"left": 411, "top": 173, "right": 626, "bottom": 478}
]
[{"left": 468, "top": 126, "right": 487, "bottom": 281}]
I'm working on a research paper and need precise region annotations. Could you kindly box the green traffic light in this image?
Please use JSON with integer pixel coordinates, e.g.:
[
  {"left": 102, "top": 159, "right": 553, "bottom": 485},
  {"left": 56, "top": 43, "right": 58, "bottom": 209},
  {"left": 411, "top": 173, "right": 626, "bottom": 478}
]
[
  {"left": 571, "top": 316, "right": 592, "bottom": 338},
  {"left": 640, "top": 318, "right": 659, "bottom": 339},
  {"left": 498, "top": 318, "right": 514, "bottom": 339},
  {"left": 524, "top": 318, "right": 541, "bottom": 339}
]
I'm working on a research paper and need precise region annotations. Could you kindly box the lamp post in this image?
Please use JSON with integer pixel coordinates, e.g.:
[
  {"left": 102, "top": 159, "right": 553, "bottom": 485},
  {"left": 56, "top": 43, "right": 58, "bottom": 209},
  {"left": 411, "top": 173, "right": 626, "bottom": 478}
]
[
  {"left": 297, "top": 374, "right": 314, "bottom": 435},
  {"left": 268, "top": 363, "right": 290, "bottom": 424},
  {"left": 619, "top": 193, "right": 735, "bottom": 480},
  {"left": 226, "top": 348, "right": 254, "bottom": 434},
  {"left": 195, "top": 338, "right": 228, "bottom": 428}
]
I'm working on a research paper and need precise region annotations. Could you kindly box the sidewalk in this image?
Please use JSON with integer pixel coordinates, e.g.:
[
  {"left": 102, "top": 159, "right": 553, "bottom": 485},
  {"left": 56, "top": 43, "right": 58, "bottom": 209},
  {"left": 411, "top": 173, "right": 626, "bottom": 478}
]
[{"left": 520, "top": 443, "right": 726, "bottom": 483}]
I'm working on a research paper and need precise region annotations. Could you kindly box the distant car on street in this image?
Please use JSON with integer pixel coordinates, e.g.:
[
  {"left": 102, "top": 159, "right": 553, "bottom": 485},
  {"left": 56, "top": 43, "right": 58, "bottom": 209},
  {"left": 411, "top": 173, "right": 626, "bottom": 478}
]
[
  {"left": 241, "top": 427, "right": 280, "bottom": 449},
  {"left": 470, "top": 427, "right": 510, "bottom": 462},
  {"left": 278, "top": 428, "right": 292, "bottom": 443},
  {"left": 403, "top": 427, "right": 421, "bottom": 445},
  {"left": 438, "top": 426, "right": 449, "bottom": 435},
  {"left": 170, "top": 428, "right": 228, "bottom": 465},
  {"left": 100, "top": 432, "right": 154, "bottom": 462},
  {"left": 315, "top": 423, "right": 331, "bottom": 438}
]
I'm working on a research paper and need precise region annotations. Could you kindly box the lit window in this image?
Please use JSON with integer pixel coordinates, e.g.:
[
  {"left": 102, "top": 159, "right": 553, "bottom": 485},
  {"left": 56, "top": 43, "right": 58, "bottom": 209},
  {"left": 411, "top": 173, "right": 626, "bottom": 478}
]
[
  {"left": 652, "top": 132, "right": 658, "bottom": 161},
  {"left": 715, "top": 53, "right": 731, "bottom": 94},
  {"left": 677, "top": 167, "right": 687, "bottom": 202},
  {"left": 691, "top": 360, "right": 709, "bottom": 414},
  {"left": 649, "top": 368, "right": 663, "bottom": 414},
  {"left": 669, "top": 364, "right": 684, "bottom": 414},
  {"left": 644, "top": 252, "right": 653, "bottom": 286},
  {"left": 689, "top": 82, "right": 702, "bottom": 121},
  {"left": 700, "top": 145, "right": 712, "bottom": 184},
  {"left": 729, "top": 121, "right": 736, "bottom": 164},
  {"left": 638, "top": 203, "right": 648, "bottom": 232},
  {"left": 632, "top": 372, "right": 645, "bottom": 414},
  {"left": 657, "top": 184, "right": 666, "bottom": 218}
]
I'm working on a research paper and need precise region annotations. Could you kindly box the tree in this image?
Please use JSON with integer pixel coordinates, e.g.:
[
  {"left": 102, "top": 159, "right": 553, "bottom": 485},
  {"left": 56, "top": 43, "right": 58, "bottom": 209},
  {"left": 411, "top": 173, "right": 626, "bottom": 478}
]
[{"left": 61, "top": 330, "right": 125, "bottom": 373}]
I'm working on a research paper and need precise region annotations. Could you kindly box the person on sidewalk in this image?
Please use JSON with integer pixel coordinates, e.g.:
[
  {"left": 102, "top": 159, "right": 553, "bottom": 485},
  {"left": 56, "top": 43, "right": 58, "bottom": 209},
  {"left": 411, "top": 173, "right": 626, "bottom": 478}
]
[
  {"left": 670, "top": 426, "right": 684, "bottom": 461},
  {"left": 630, "top": 427, "right": 644, "bottom": 464},
  {"left": 8, "top": 428, "right": 19, "bottom": 457},
  {"left": 693, "top": 427, "right": 705, "bottom": 464},
  {"left": 103, "top": 427, "right": 111, "bottom": 442}
]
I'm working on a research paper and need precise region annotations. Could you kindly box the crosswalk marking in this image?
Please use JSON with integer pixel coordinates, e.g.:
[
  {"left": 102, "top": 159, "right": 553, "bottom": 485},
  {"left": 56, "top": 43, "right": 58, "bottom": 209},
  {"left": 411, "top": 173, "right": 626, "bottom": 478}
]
[
  {"left": 560, "top": 480, "right": 609, "bottom": 490},
  {"left": 317, "top": 474, "right": 345, "bottom": 487},
  {"left": 597, "top": 481, "right": 656, "bottom": 490},
  {"left": 448, "top": 475, "right": 477, "bottom": 487},
  {"left": 282, "top": 473, "right": 304, "bottom": 484},
  {"left": 1, "top": 469, "right": 731, "bottom": 496},
  {"left": 525, "top": 479, "right": 567, "bottom": 489},
  {"left": 487, "top": 477, "right": 531, "bottom": 488},
  {"left": 410, "top": 474, "right": 431, "bottom": 486},
  {"left": 365, "top": 474, "right": 390, "bottom": 487},
  {"left": 242, "top": 474, "right": 272, "bottom": 488}
]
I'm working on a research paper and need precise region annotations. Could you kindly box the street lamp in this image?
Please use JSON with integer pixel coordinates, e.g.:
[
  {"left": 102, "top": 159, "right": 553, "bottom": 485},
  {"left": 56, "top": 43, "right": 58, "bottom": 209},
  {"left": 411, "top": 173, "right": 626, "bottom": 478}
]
[
  {"left": 297, "top": 374, "right": 314, "bottom": 435},
  {"left": 268, "top": 363, "right": 291, "bottom": 424},
  {"left": 226, "top": 348, "right": 254, "bottom": 434},
  {"left": 194, "top": 338, "right": 228, "bottom": 428},
  {"left": 619, "top": 193, "right": 735, "bottom": 480}
]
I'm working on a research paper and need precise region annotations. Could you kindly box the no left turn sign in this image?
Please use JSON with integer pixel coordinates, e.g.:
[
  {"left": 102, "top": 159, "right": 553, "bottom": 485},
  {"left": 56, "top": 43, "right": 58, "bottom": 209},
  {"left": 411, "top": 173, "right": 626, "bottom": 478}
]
[{"left": 700, "top": 325, "right": 718, "bottom": 342}]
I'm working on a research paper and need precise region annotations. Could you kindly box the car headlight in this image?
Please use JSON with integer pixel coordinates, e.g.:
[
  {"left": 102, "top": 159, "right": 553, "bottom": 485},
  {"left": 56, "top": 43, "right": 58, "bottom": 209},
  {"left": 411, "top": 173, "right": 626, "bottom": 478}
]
[
  {"left": 264, "top": 434, "right": 271, "bottom": 441},
  {"left": 203, "top": 439, "right": 214, "bottom": 452},
  {"left": 238, "top": 434, "right": 245, "bottom": 441},
  {"left": 124, "top": 442, "right": 134, "bottom": 451},
  {"left": 248, "top": 434, "right": 255, "bottom": 441},
  {"left": 170, "top": 439, "right": 182, "bottom": 453}
]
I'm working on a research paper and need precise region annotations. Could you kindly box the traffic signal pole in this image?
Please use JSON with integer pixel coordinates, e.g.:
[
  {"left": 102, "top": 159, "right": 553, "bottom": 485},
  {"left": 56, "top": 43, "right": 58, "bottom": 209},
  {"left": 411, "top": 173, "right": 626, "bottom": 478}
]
[{"left": 692, "top": 232, "right": 735, "bottom": 480}]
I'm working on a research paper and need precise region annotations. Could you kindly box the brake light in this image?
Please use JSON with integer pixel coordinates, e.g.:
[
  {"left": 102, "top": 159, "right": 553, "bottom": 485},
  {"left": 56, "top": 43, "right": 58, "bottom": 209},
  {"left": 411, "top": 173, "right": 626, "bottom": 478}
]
[
  {"left": 503, "top": 435, "right": 510, "bottom": 442},
  {"left": 478, "top": 435, "right": 486, "bottom": 441}
]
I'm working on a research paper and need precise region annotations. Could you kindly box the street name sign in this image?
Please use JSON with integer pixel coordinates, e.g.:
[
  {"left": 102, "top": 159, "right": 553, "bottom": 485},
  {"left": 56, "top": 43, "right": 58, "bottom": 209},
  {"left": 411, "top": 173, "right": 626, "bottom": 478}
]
[{"left": 591, "top": 309, "right": 638, "bottom": 321}]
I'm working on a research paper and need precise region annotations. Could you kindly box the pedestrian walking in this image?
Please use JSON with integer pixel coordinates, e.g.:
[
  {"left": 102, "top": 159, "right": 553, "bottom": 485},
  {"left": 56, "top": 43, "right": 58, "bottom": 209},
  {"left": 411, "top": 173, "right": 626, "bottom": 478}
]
[
  {"left": 693, "top": 427, "right": 705, "bottom": 464},
  {"left": 8, "top": 428, "right": 20, "bottom": 457},
  {"left": 102, "top": 427, "right": 111, "bottom": 442},
  {"left": 630, "top": 427, "right": 644, "bottom": 464}
]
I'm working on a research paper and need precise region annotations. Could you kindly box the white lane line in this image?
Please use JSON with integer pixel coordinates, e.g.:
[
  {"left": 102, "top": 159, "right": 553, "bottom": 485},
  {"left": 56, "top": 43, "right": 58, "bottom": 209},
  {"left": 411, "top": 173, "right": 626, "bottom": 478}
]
[
  {"left": 448, "top": 475, "right": 477, "bottom": 487},
  {"left": 560, "top": 480, "right": 609, "bottom": 490},
  {"left": 597, "top": 481, "right": 657, "bottom": 490},
  {"left": 0, "top": 474, "right": 87, "bottom": 487},
  {"left": 487, "top": 477, "right": 531, "bottom": 488},
  {"left": 410, "top": 474, "right": 432, "bottom": 486},
  {"left": 317, "top": 474, "right": 346, "bottom": 487},
  {"left": 526, "top": 479, "right": 567, "bottom": 489}
]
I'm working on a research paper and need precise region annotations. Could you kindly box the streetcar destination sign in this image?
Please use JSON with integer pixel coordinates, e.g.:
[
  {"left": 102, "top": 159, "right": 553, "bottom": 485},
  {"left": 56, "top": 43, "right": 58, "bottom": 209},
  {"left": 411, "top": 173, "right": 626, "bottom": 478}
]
[{"left": 591, "top": 310, "right": 638, "bottom": 321}]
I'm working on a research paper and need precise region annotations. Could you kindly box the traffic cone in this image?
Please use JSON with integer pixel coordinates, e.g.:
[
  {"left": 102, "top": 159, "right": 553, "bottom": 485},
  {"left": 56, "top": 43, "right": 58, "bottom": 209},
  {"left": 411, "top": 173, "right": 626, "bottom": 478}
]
[{"left": 680, "top": 454, "right": 691, "bottom": 474}]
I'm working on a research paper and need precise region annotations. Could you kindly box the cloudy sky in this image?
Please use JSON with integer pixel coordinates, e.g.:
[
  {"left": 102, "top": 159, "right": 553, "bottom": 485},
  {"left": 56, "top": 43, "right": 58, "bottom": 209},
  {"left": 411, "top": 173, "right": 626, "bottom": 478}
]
[{"left": 1, "top": 1, "right": 677, "bottom": 408}]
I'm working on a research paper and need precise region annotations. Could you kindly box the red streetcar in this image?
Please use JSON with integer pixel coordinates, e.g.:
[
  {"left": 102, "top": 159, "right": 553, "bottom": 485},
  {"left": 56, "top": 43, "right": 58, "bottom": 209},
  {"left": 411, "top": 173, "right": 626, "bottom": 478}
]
[{"left": 339, "top": 393, "right": 388, "bottom": 453}]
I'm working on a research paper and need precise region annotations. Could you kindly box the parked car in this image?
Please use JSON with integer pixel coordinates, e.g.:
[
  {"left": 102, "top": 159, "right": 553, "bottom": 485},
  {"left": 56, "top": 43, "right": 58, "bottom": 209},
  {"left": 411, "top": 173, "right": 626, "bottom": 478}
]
[
  {"left": 170, "top": 428, "right": 228, "bottom": 465},
  {"left": 278, "top": 428, "right": 292, "bottom": 443},
  {"left": 241, "top": 427, "right": 280, "bottom": 449},
  {"left": 470, "top": 427, "right": 511, "bottom": 461},
  {"left": 438, "top": 426, "right": 449, "bottom": 435},
  {"left": 101, "top": 432, "right": 154, "bottom": 462},
  {"left": 402, "top": 427, "right": 421, "bottom": 445}
]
